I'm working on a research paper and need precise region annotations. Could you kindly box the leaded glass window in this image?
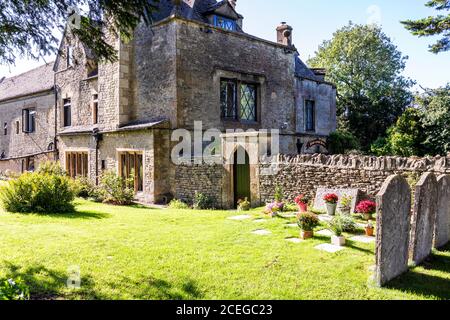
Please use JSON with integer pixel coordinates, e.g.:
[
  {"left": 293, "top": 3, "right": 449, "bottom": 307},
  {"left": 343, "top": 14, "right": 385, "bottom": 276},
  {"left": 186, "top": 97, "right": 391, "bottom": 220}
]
[
  {"left": 221, "top": 79, "right": 237, "bottom": 120},
  {"left": 305, "top": 100, "right": 315, "bottom": 132},
  {"left": 240, "top": 84, "right": 257, "bottom": 121},
  {"left": 214, "top": 15, "right": 237, "bottom": 31}
]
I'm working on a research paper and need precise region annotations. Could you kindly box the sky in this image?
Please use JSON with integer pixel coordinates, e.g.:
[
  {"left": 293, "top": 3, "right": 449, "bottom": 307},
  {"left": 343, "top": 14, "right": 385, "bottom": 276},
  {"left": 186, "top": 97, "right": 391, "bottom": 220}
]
[{"left": 1, "top": 0, "right": 449, "bottom": 90}]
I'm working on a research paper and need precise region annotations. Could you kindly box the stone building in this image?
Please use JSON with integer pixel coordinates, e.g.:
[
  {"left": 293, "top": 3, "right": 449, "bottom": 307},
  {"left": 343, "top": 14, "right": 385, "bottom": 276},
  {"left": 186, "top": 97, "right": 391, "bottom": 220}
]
[{"left": 0, "top": 0, "right": 337, "bottom": 207}]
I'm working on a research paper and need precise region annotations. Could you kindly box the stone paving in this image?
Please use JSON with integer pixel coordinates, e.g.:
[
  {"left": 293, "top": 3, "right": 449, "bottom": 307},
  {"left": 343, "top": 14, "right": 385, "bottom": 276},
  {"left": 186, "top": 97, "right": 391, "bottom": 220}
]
[
  {"left": 228, "top": 215, "right": 252, "bottom": 221},
  {"left": 316, "top": 229, "right": 334, "bottom": 237},
  {"left": 252, "top": 229, "right": 272, "bottom": 236},
  {"left": 315, "top": 243, "right": 346, "bottom": 253},
  {"left": 350, "top": 235, "right": 376, "bottom": 244}
]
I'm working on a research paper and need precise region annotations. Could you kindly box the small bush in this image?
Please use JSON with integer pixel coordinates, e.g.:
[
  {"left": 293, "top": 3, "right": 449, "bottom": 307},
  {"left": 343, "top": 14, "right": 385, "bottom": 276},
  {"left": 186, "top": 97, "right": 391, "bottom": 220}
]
[
  {"left": 169, "top": 199, "right": 190, "bottom": 210},
  {"left": 98, "top": 171, "right": 135, "bottom": 206},
  {"left": 297, "top": 212, "right": 319, "bottom": 231},
  {"left": 73, "top": 177, "right": 96, "bottom": 199},
  {"left": 339, "top": 215, "right": 357, "bottom": 233},
  {"left": 237, "top": 198, "right": 251, "bottom": 211},
  {"left": 0, "top": 171, "right": 76, "bottom": 213},
  {"left": 193, "top": 192, "right": 215, "bottom": 210},
  {"left": 37, "top": 161, "right": 66, "bottom": 176},
  {"left": 328, "top": 216, "right": 344, "bottom": 236},
  {"left": 0, "top": 278, "right": 30, "bottom": 300},
  {"left": 328, "top": 130, "right": 361, "bottom": 154},
  {"left": 274, "top": 186, "right": 284, "bottom": 203}
]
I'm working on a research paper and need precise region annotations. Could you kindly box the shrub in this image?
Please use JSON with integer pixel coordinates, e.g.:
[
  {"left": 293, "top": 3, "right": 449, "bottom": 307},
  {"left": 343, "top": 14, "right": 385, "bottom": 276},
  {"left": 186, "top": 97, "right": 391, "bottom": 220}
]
[
  {"left": 37, "top": 161, "right": 66, "bottom": 176},
  {"left": 328, "top": 130, "right": 361, "bottom": 154},
  {"left": 0, "top": 278, "right": 30, "bottom": 300},
  {"left": 283, "top": 202, "right": 298, "bottom": 212},
  {"left": 274, "top": 186, "right": 284, "bottom": 203},
  {"left": 339, "top": 215, "right": 357, "bottom": 233},
  {"left": 98, "top": 171, "right": 135, "bottom": 206},
  {"left": 297, "top": 212, "right": 319, "bottom": 231},
  {"left": 264, "top": 201, "right": 284, "bottom": 216},
  {"left": 168, "top": 199, "right": 190, "bottom": 210},
  {"left": 73, "top": 177, "right": 96, "bottom": 199},
  {"left": 237, "top": 198, "right": 251, "bottom": 211},
  {"left": 0, "top": 171, "right": 76, "bottom": 213},
  {"left": 193, "top": 192, "right": 215, "bottom": 210}
]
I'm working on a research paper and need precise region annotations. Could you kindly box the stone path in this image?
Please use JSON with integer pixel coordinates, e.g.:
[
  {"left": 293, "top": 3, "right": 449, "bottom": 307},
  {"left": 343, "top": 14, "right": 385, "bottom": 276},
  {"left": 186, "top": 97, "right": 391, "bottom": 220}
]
[
  {"left": 285, "top": 237, "right": 303, "bottom": 244},
  {"left": 315, "top": 243, "right": 346, "bottom": 253},
  {"left": 318, "top": 215, "right": 333, "bottom": 222},
  {"left": 350, "top": 235, "right": 376, "bottom": 244},
  {"left": 286, "top": 223, "right": 298, "bottom": 228},
  {"left": 252, "top": 229, "right": 272, "bottom": 236},
  {"left": 316, "top": 229, "right": 334, "bottom": 237},
  {"left": 253, "top": 219, "right": 268, "bottom": 223},
  {"left": 228, "top": 215, "right": 252, "bottom": 221}
]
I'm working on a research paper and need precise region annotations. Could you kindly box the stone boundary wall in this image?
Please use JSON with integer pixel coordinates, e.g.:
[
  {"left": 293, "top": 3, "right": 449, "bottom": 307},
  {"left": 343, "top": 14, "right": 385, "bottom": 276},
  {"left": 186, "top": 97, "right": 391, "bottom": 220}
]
[
  {"left": 260, "top": 154, "right": 450, "bottom": 204},
  {"left": 174, "top": 163, "right": 225, "bottom": 207}
]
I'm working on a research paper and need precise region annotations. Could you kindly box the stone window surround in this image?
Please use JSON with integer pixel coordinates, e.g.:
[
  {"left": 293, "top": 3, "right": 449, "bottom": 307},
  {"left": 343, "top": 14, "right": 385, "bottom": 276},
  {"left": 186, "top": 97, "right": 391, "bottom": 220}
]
[
  {"left": 22, "top": 107, "right": 36, "bottom": 134},
  {"left": 116, "top": 148, "right": 145, "bottom": 194},
  {"left": 214, "top": 69, "right": 265, "bottom": 129}
]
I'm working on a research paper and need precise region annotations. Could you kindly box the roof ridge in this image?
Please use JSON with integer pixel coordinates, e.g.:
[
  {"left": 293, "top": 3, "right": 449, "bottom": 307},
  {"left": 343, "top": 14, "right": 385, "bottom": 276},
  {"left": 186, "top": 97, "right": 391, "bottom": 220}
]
[{"left": 2, "top": 61, "right": 55, "bottom": 82}]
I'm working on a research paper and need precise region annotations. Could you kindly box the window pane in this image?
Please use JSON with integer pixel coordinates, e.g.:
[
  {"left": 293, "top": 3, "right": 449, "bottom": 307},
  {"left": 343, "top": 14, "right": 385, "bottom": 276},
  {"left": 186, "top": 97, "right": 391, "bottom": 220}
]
[
  {"left": 220, "top": 80, "right": 237, "bottom": 120},
  {"left": 305, "top": 100, "right": 315, "bottom": 131},
  {"left": 240, "top": 84, "right": 257, "bottom": 121},
  {"left": 214, "top": 16, "right": 236, "bottom": 31},
  {"left": 137, "top": 154, "right": 143, "bottom": 192}
]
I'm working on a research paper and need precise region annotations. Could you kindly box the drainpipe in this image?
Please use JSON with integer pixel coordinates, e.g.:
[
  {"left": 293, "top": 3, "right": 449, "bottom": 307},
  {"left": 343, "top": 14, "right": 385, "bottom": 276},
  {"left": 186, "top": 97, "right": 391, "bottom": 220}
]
[
  {"left": 93, "top": 128, "right": 101, "bottom": 185},
  {"left": 53, "top": 74, "right": 59, "bottom": 161}
]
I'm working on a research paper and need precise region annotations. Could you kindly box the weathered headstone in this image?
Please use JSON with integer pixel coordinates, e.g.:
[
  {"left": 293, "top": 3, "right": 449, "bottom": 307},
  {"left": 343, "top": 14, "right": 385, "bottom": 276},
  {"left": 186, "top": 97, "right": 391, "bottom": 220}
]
[
  {"left": 434, "top": 175, "right": 450, "bottom": 249},
  {"left": 375, "top": 175, "right": 411, "bottom": 287},
  {"left": 313, "top": 188, "right": 362, "bottom": 212},
  {"left": 409, "top": 172, "right": 438, "bottom": 265}
]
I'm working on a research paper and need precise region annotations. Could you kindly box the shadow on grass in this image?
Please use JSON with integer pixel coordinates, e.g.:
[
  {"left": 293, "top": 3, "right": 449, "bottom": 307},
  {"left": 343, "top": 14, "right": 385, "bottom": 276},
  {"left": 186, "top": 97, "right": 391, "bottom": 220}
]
[
  {"left": 111, "top": 275, "right": 204, "bottom": 300},
  {"left": 1, "top": 261, "right": 103, "bottom": 300},
  {"left": 386, "top": 251, "right": 450, "bottom": 300},
  {"left": 31, "top": 210, "right": 111, "bottom": 220}
]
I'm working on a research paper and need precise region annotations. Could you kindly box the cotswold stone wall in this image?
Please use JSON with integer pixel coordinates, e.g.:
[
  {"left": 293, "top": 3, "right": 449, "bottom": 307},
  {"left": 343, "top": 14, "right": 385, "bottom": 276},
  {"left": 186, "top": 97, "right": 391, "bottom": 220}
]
[
  {"left": 259, "top": 154, "right": 450, "bottom": 204},
  {"left": 174, "top": 163, "right": 225, "bottom": 207}
]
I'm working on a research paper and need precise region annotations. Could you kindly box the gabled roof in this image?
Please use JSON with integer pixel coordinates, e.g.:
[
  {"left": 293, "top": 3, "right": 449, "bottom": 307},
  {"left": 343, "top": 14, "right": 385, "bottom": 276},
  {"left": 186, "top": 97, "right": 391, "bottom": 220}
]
[{"left": 0, "top": 63, "right": 54, "bottom": 103}]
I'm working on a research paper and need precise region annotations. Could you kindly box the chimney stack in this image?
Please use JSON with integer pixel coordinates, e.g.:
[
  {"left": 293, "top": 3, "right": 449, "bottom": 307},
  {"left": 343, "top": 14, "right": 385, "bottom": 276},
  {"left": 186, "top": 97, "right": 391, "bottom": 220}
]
[
  {"left": 276, "top": 22, "right": 293, "bottom": 47},
  {"left": 228, "top": 0, "right": 237, "bottom": 9}
]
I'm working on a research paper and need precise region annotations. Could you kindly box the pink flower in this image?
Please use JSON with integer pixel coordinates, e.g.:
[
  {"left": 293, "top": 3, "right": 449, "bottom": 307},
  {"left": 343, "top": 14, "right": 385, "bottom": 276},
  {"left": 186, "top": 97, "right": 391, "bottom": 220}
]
[{"left": 356, "top": 200, "right": 376, "bottom": 214}]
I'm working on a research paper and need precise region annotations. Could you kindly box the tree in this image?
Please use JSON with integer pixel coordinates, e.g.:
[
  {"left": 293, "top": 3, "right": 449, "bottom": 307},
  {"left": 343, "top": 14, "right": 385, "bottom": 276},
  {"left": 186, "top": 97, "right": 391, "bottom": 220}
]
[
  {"left": 402, "top": 0, "right": 450, "bottom": 53},
  {"left": 418, "top": 84, "right": 450, "bottom": 155},
  {"left": 308, "top": 23, "right": 414, "bottom": 151},
  {"left": 0, "top": 0, "right": 160, "bottom": 66},
  {"left": 370, "top": 108, "right": 427, "bottom": 157},
  {"left": 327, "top": 130, "right": 360, "bottom": 155}
]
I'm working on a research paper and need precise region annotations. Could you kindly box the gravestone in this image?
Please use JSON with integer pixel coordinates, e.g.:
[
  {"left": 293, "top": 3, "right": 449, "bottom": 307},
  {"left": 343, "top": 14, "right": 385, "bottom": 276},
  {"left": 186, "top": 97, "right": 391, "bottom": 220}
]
[
  {"left": 434, "top": 175, "right": 450, "bottom": 249},
  {"left": 409, "top": 172, "right": 438, "bottom": 265},
  {"left": 313, "top": 188, "right": 362, "bottom": 212},
  {"left": 375, "top": 175, "right": 411, "bottom": 287}
]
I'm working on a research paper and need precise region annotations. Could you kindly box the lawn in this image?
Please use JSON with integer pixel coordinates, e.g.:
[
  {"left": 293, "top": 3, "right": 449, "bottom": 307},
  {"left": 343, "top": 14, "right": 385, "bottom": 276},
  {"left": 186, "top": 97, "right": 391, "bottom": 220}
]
[{"left": 0, "top": 199, "right": 449, "bottom": 300}]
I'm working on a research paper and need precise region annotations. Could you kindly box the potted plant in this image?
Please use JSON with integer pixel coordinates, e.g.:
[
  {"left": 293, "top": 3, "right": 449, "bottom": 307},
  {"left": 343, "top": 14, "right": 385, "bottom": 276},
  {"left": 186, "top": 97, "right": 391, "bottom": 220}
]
[
  {"left": 338, "top": 195, "right": 353, "bottom": 215},
  {"left": 356, "top": 200, "right": 377, "bottom": 221},
  {"left": 237, "top": 198, "right": 251, "bottom": 211},
  {"left": 328, "top": 216, "right": 346, "bottom": 247},
  {"left": 323, "top": 193, "right": 339, "bottom": 216},
  {"left": 365, "top": 220, "right": 375, "bottom": 237},
  {"left": 297, "top": 212, "right": 319, "bottom": 240},
  {"left": 265, "top": 202, "right": 284, "bottom": 218},
  {"left": 294, "top": 194, "right": 310, "bottom": 213}
]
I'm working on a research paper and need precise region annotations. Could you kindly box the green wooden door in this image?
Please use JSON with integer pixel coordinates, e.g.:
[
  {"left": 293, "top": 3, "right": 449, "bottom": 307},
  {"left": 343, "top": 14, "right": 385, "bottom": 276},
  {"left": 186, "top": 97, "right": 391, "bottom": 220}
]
[{"left": 234, "top": 150, "right": 251, "bottom": 206}]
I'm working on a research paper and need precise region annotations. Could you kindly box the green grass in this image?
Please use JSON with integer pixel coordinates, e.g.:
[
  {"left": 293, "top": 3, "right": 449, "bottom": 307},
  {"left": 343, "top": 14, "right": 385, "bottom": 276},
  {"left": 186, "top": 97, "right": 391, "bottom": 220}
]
[{"left": 0, "top": 199, "right": 449, "bottom": 300}]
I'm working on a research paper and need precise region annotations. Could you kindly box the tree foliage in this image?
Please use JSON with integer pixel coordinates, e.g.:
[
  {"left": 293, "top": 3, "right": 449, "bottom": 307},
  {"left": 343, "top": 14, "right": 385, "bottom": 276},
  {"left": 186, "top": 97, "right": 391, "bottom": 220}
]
[
  {"left": 308, "top": 23, "right": 414, "bottom": 151},
  {"left": 402, "top": 0, "right": 450, "bottom": 53},
  {"left": 371, "top": 84, "right": 450, "bottom": 157},
  {"left": 0, "top": 0, "right": 160, "bottom": 66}
]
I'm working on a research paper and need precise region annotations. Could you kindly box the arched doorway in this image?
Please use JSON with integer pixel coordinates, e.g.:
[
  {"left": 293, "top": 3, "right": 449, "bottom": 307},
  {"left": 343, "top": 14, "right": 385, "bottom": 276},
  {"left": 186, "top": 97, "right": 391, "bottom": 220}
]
[{"left": 233, "top": 148, "right": 251, "bottom": 206}]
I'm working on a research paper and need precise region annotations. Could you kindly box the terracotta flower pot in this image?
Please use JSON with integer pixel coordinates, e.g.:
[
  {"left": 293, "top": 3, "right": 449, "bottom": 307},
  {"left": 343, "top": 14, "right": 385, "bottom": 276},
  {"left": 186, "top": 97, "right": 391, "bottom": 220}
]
[
  {"left": 326, "top": 203, "right": 337, "bottom": 216},
  {"left": 300, "top": 230, "right": 314, "bottom": 240},
  {"left": 298, "top": 203, "right": 308, "bottom": 213},
  {"left": 365, "top": 227, "right": 375, "bottom": 237}
]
